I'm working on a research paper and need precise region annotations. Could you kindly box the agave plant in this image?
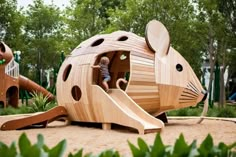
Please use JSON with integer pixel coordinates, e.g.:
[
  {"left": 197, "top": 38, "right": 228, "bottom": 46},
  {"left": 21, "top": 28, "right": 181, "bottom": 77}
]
[{"left": 28, "top": 92, "right": 56, "bottom": 112}]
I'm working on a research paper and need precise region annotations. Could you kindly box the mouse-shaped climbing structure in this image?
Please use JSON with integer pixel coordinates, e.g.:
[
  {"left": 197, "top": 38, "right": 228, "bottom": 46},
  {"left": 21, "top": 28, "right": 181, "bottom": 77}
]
[{"left": 1, "top": 20, "right": 208, "bottom": 134}]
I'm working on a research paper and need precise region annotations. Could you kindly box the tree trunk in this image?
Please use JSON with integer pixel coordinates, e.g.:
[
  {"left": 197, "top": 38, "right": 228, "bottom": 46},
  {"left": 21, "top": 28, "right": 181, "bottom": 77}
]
[
  {"left": 218, "top": 40, "right": 227, "bottom": 107},
  {"left": 219, "top": 67, "right": 225, "bottom": 107},
  {"left": 207, "top": 29, "right": 217, "bottom": 94}
]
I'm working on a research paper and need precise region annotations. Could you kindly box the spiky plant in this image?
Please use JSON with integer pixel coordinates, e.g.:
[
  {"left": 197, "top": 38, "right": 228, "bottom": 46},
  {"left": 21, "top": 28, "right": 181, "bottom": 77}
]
[{"left": 28, "top": 92, "right": 56, "bottom": 112}]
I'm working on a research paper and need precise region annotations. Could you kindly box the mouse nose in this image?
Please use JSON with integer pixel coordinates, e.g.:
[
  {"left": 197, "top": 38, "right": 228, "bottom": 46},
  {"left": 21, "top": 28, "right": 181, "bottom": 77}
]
[{"left": 201, "top": 90, "right": 208, "bottom": 102}]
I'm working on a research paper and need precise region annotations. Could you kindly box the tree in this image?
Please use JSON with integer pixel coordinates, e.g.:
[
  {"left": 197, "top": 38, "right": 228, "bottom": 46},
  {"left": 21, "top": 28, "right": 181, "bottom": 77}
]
[
  {"left": 217, "top": 0, "right": 236, "bottom": 99},
  {"left": 22, "top": 0, "right": 63, "bottom": 85},
  {"left": 196, "top": 0, "right": 236, "bottom": 106},
  {"left": 0, "top": 0, "right": 24, "bottom": 49},
  {"left": 217, "top": 0, "right": 236, "bottom": 36},
  {"left": 63, "top": 0, "right": 125, "bottom": 50}
]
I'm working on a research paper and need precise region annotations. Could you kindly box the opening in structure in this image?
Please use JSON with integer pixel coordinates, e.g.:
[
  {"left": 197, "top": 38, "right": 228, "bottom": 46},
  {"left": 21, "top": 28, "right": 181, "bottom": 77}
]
[
  {"left": 71, "top": 86, "right": 82, "bottom": 101},
  {"left": 63, "top": 64, "right": 72, "bottom": 81},
  {"left": 92, "top": 51, "right": 130, "bottom": 91},
  {"left": 91, "top": 38, "right": 104, "bottom": 47},
  {"left": 118, "top": 36, "right": 128, "bottom": 41},
  {"left": 6, "top": 86, "right": 18, "bottom": 107}
]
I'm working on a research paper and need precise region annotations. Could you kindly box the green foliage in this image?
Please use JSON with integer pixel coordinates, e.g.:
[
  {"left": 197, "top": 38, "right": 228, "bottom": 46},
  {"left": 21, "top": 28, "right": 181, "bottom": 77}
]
[
  {"left": 28, "top": 92, "right": 57, "bottom": 112},
  {"left": 167, "top": 106, "right": 236, "bottom": 117},
  {"left": 129, "top": 133, "right": 236, "bottom": 157},
  {"left": 68, "top": 149, "right": 120, "bottom": 157},
  {"left": 0, "top": 92, "right": 56, "bottom": 115},
  {"left": 0, "top": 133, "right": 66, "bottom": 157},
  {"left": 0, "top": 106, "right": 32, "bottom": 115},
  {"left": 0, "top": 133, "right": 120, "bottom": 157},
  {"left": 21, "top": 0, "right": 63, "bottom": 84},
  {"left": 1, "top": 133, "right": 235, "bottom": 157},
  {"left": 0, "top": 0, "right": 25, "bottom": 49},
  {"left": 212, "top": 106, "right": 236, "bottom": 118}
]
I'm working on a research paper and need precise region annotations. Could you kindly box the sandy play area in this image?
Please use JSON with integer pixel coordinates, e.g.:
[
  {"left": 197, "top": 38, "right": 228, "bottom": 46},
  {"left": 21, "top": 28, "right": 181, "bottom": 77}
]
[{"left": 0, "top": 115, "right": 236, "bottom": 156}]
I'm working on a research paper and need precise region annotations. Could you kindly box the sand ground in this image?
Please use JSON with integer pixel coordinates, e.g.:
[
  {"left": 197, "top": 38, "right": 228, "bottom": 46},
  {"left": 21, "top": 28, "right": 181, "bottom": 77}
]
[{"left": 0, "top": 115, "right": 236, "bottom": 156}]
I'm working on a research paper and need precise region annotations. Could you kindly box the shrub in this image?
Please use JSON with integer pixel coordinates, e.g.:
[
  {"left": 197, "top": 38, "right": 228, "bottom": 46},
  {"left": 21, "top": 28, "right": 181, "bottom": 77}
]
[
  {"left": 129, "top": 133, "right": 236, "bottom": 157},
  {"left": 167, "top": 106, "right": 236, "bottom": 118},
  {"left": 28, "top": 92, "right": 57, "bottom": 112},
  {"left": 0, "top": 133, "right": 235, "bottom": 157},
  {"left": 167, "top": 107, "right": 202, "bottom": 117},
  {"left": 0, "top": 92, "right": 57, "bottom": 115},
  {"left": 216, "top": 106, "right": 236, "bottom": 118}
]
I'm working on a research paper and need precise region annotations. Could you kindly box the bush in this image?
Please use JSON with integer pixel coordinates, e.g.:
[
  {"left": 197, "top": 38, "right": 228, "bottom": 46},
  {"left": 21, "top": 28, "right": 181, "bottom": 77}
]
[
  {"left": 28, "top": 92, "right": 57, "bottom": 112},
  {"left": 0, "top": 133, "right": 235, "bottom": 157},
  {"left": 215, "top": 106, "right": 236, "bottom": 118},
  {"left": 129, "top": 134, "right": 236, "bottom": 157},
  {"left": 167, "top": 106, "right": 236, "bottom": 118},
  {"left": 0, "top": 92, "right": 57, "bottom": 115},
  {"left": 0, "top": 106, "right": 32, "bottom": 115},
  {"left": 167, "top": 107, "right": 202, "bottom": 117}
]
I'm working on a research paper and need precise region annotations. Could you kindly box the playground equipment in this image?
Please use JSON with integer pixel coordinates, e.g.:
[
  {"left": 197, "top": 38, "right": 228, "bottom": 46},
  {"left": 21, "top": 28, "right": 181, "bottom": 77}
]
[
  {"left": 0, "top": 42, "right": 54, "bottom": 108},
  {"left": 1, "top": 20, "right": 208, "bottom": 134}
]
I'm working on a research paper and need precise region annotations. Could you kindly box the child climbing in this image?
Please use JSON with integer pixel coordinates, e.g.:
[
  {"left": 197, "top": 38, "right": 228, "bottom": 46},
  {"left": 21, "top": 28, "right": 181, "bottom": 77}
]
[{"left": 91, "top": 56, "right": 111, "bottom": 92}]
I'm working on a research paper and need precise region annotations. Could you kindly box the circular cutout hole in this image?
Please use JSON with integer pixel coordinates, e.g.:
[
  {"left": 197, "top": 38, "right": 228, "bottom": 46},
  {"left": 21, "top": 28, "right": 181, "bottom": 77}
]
[
  {"left": 91, "top": 38, "right": 104, "bottom": 47},
  {"left": 63, "top": 64, "right": 72, "bottom": 81},
  {"left": 71, "top": 86, "right": 82, "bottom": 101},
  {"left": 118, "top": 36, "right": 128, "bottom": 41},
  {"left": 176, "top": 64, "right": 183, "bottom": 72}
]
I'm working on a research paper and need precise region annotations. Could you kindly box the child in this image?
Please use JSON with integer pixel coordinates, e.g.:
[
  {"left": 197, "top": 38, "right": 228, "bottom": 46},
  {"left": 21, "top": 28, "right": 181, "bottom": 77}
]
[{"left": 91, "top": 56, "right": 111, "bottom": 92}]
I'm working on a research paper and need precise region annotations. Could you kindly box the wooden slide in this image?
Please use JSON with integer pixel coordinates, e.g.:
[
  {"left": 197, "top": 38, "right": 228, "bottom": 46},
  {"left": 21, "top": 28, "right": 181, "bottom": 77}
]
[
  {"left": 1, "top": 106, "right": 68, "bottom": 131},
  {"left": 99, "top": 87, "right": 164, "bottom": 134}
]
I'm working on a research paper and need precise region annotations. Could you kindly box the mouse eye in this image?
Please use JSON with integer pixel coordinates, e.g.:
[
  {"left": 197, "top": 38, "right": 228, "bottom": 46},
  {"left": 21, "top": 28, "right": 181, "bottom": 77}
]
[{"left": 176, "top": 64, "right": 183, "bottom": 72}]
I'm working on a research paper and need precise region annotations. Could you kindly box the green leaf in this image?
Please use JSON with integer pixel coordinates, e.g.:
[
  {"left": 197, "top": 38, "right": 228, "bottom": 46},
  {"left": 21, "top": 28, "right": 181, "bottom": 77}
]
[
  {"left": 150, "top": 133, "right": 165, "bottom": 157},
  {"left": 198, "top": 134, "right": 214, "bottom": 157},
  {"left": 218, "top": 142, "right": 236, "bottom": 157},
  {"left": 128, "top": 140, "right": 144, "bottom": 157},
  {"left": 29, "top": 145, "right": 45, "bottom": 157},
  {"left": 68, "top": 149, "right": 83, "bottom": 157},
  {"left": 84, "top": 152, "right": 93, "bottom": 157},
  {"left": 228, "top": 142, "right": 236, "bottom": 150},
  {"left": 48, "top": 139, "right": 66, "bottom": 157},
  {"left": 137, "top": 138, "right": 150, "bottom": 153},
  {"left": 37, "top": 134, "right": 45, "bottom": 149},
  {"left": 98, "top": 149, "right": 120, "bottom": 157},
  {"left": 43, "top": 144, "right": 50, "bottom": 152},
  {"left": 172, "top": 133, "right": 190, "bottom": 156},
  {"left": 0, "top": 141, "right": 8, "bottom": 149},
  {"left": 19, "top": 133, "right": 32, "bottom": 156},
  {"left": 0, "top": 142, "right": 17, "bottom": 157},
  {"left": 188, "top": 140, "right": 199, "bottom": 157},
  {"left": 217, "top": 142, "right": 228, "bottom": 157}
]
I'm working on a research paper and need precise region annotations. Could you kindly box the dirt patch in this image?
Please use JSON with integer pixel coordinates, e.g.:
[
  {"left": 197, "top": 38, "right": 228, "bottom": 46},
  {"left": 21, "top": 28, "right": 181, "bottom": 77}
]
[{"left": 0, "top": 116, "right": 235, "bottom": 156}]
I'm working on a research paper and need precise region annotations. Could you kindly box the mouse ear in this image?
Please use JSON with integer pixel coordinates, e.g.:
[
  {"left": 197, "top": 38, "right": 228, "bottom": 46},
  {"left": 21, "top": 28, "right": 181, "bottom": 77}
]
[
  {"left": 145, "top": 20, "right": 170, "bottom": 57},
  {"left": 145, "top": 20, "right": 170, "bottom": 84},
  {"left": 0, "top": 42, "right": 14, "bottom": 65}
]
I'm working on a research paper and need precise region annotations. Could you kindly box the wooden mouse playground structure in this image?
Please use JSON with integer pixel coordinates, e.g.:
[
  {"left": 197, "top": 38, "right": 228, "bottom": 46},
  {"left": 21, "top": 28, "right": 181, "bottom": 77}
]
[{"left": 0, "top": 20, "right": 208, "bottom": 134}]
